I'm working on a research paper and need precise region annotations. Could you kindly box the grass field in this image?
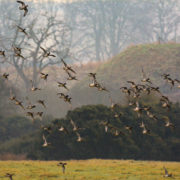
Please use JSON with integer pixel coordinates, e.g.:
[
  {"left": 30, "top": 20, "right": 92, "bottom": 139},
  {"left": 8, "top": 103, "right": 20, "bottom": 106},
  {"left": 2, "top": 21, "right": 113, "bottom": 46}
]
[{"left": 0, "top": 159, "right": 180, "bottom": 180}]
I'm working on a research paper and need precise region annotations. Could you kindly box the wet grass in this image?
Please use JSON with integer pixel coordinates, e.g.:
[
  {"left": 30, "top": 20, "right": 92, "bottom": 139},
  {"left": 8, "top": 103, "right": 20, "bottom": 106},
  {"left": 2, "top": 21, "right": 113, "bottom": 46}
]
[{"left": 0, "top": 159, "right": 180, "bottom": 179}]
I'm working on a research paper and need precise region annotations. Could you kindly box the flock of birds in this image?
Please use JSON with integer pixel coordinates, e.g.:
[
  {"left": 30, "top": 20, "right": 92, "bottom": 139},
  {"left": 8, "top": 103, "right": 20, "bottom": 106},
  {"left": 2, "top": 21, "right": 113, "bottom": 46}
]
[
  {"left": 90, "top": 70, "right": 177, "bottom": 136},
  {"left": 0, "top": 1, "right": 178, "bottom": 179}
]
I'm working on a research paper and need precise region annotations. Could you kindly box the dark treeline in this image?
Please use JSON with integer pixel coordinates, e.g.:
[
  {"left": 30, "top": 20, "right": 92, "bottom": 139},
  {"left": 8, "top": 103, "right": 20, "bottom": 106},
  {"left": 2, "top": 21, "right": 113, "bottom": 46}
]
[
  {"left": 0, "top": 102, "right": 179, "bottom": 161},
  {"left": 0, "top": 78, "right": 17, "bottom": 116}
]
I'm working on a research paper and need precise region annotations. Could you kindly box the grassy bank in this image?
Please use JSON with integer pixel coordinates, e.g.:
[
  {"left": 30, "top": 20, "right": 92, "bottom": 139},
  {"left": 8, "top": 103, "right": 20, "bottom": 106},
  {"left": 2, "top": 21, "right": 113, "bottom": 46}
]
[{"left": 0, "top": 159, "right": 180, "bottom": 179}]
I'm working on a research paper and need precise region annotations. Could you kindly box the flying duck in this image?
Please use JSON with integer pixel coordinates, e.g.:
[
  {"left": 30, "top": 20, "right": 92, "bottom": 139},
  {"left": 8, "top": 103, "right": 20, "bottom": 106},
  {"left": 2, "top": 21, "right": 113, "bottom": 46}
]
[{"left": 17, "top": 1, "right": 28, "bottom": 17}]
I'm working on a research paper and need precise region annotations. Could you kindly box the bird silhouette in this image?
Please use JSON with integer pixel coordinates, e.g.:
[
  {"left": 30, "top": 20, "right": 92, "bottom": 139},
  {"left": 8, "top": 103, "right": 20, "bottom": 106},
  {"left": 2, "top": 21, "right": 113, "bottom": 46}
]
[
  {"left": 70, "top": 119, "right": 84, "bottom": 131},
  {"left": 17, "top": 25, "right": 28, "bottom": 36},
  {"left": 2, "top": 73, "right": 9, "bottom": 80},
  {"left": 58, "top": 125, "right": 69, "bottom": 134},
  {"left": 57, "top": 82, "right": 69, "bottom": 90},
  {"left": 0, "top": 50, "right": 5, "bottom": 57},
  {"left": 120, "top": 87, "right": 131, "bottom": 96},
  {"left": 40, "top": 72, "right": 48, "bottom": 81},
  {"left": 26, "top": 112, "right": 35, "bottom": 122},
  {"left": 142, "top": 126, "right": 150, "bottom": 135},
  {"left": 17, "top": 1, "right": 28, "bottom": 17},
  {"left": 163, "top": 167, "right": 172, "bottom": 177},
  {"left": 36, "top": 112, "right": 43, "bottom": 120},
  {"left": 14, "top": 99, "right": 25, "bottom": 110},
  {"left": 141, "top": 68, "right": 152, "bottom": 84},
  {"left": 100, "top": 120, "right": 110, "bottom": 133},
  {"left": 40, "top": 47, "right": 56, "bottom": 58},
  {"left": 37, "top": 100, "right": 46, "bottom": 108},
  {"left": 12, "top": 45, "right": 25, "bottom": 58},
  {"left": 61, "top": 58, "right": 76, "bottom": 74},
  {"left": 76, "top": 132, "right": 83, "bottom": 142},
  {"left": 163, "top": 117, "right": 175, "bottom": 129},
  {"left": 174, "top": 79, "right": 180, "bottom": 88},
  {"left": 42, "top": 126, "right": 52, "bottom": 134},
  {"left": 42, "top": 134, "right": 51, "bottom": 147},
  {"left": 57, "top": 162, "right": 67, "bottom": 174},
  {"left": 9, "top": 90, "right": 16, "bottom": 101},
  {"left": 125, "top": 126, "right": 133, "bottom": 133},
  {"left": 67, "top": 71, "right": 77, "bottom": 81},
  {"left": 30, "top": 80, "right": 41, "bottom": 91},
  {"left": 88, "top": 72, "right": 96, "bottom": 79},
  {"left": 5, "top": 173, "right": 15, "bottom": 180},
  {"left": 89, "top": 79, "right": 99, "bottom": 88}
]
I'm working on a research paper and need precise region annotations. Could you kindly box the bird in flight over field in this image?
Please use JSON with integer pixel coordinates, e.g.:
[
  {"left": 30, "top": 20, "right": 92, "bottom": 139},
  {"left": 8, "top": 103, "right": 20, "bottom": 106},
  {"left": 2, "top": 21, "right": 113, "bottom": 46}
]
[
  {"left": 125, "top": 125, "right": 133, "bottom": 133},
  {"left": 40, "top": 72, "right": 48, "bottom": 81},
  {"left": 9, "top": 90, "right": 16, "bottom": 101},
  {"left": 58, "top": 125, "right": 69, "bottom": 134},
  {"left": 13, "top": 46, "right": 25, "bottom": 59},
  {"left": 17, "top": 25, "right": 28, "bottom": 36},
  {"left": 5, "top": 173, "right": 15, "bottom": 180},
  {"left": 70, "top": 119, "right": 84, "bottom": 132},
  {"left": 26, "top": 112, "right": 35, "bottom": 122},
  {"left": 40, "top": 47, "right": 56, "bottom": 58},
  {"left": 57, "top": 82, "right": 69, "bottom": 90},
  {"left": 142, "top": 126, "right": 150, "bottom": 135},
  {"left": 163, "top": 116, "right": 175, "bottom": 129},
  {"left": 2, "top": 73, "right": 9, "bottom": 80},
  {"left": 14, "top": 99, "right": 25, "bottom": 110},
  {"left": 76, "top": 132, "right": 83, "bottom": 142},
  {"left": 141, "top": 68, "right": 152, "bottom": 84},
  {"left": 100, "top": 120, "right": 110, "bottom": 133},
  {"left": 57, "top": 162, "right": 67, "bottom": 174},
  {"left": 42, "top": 134, "right": 51, "bottom": 147},
  {"left": 37, "top": 100, "right": 46, "bottom": 108},
  {"left": 163, "top": 167, "right": 172, "bottom": 177},
  {"left": 42, "top": 126, "right": 52, "bottom": 134},
  {"left": 61, "top": 58, "right": 76, "bottom": 74},
  {"left": 66, "top": 71, "right": 77, "bottom": 81},
  {"left": 88, "top": 72, "right": 96, "bottom": 79},
  {"left": 30, "top": 80, "right": 41, "bottom": 91},
  {"left": 17, "top": 1, "right": 28, "bottom": 17},
  {"left": 0, "top": 50, "right": 5, "bottom": 57},
  {"left": 36, "top": 112, "right": 43, "bottom": 120}
]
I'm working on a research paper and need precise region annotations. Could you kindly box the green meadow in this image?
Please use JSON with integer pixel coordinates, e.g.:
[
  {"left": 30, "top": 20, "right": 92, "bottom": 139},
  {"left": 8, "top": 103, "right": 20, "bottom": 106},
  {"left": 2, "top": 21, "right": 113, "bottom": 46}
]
[{"left": 0, "top": 159, "right": 180, "bottom": 180}]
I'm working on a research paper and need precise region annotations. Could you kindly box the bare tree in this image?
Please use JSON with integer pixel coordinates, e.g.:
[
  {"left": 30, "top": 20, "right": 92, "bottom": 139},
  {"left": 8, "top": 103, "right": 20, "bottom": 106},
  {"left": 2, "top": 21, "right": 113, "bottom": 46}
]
[
  {"left": 127, "top": 1, "right": 155, "bottom": 44},
  {"left": 102, "top": 1, "right": 133, "bottom": 58},
  {"left": 152, "top": 0, "right": 180, "bottom": 42},
  {"left": 126, "top": 0, "right": 180, "bottom": 44},
  {"left": 63, "top": 0, "right": 133, "bottom": 61},
  {"left": 0, "top": 2, "right": 72, "bottom": 90}
]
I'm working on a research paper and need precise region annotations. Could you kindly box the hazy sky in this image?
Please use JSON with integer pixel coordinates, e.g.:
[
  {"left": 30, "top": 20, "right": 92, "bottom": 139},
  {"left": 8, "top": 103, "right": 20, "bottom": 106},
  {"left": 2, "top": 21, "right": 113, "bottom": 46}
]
[
  {"left": 27, "top": 0, "right": 76, "bottom": 2},
  {"left": 3, "top": 0, "right": 77, "bottom": 2}
]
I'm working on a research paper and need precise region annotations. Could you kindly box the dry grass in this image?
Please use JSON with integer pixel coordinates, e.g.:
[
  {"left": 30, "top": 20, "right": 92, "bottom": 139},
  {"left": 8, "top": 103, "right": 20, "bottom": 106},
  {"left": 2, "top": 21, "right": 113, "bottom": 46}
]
[{"left": 0, "top": 159, "right": 179, "bottom": 179}]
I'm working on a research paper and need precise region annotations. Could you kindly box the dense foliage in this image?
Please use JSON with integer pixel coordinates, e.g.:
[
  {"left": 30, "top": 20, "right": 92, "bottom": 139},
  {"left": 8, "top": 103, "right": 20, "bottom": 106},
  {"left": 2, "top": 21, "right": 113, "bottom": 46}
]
[
  {"left": 0, "top": 116, "right": 40, "bottom": 142},
  {"left": 0, "top": 78, "right": 17, "bottom": 116},
  {"left": 0, "top": 102, "right": 179, "bottom": 161}
]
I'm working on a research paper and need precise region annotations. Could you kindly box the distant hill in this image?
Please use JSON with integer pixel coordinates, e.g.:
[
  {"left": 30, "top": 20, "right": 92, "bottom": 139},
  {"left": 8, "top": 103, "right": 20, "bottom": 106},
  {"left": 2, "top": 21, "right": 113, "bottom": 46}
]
[
  {"left": 70, "top": 43, "right": 180, "bottom": 106},
  {"left": 8, "top": 43, "right": 180, "bottom": 118}
]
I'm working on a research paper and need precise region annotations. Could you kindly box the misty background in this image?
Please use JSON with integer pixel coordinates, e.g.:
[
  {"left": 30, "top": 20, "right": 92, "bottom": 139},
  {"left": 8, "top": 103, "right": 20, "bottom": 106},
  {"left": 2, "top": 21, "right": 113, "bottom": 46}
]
[
  {"left": 0, "top": 0, "right": 179, "bottom": 160},
  {"left": 0, "top": 0, "right": 180, "bottom": 117}
]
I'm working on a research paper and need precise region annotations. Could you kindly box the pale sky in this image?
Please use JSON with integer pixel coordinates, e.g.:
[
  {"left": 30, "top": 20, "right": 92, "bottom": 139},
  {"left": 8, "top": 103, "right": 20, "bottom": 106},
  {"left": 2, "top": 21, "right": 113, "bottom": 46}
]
[
  {"left": 26, "top": 0, "right": 77, "bottom": 2},
  {"left": 4, "top": 0, "right": 77, "bottom": 2}
]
